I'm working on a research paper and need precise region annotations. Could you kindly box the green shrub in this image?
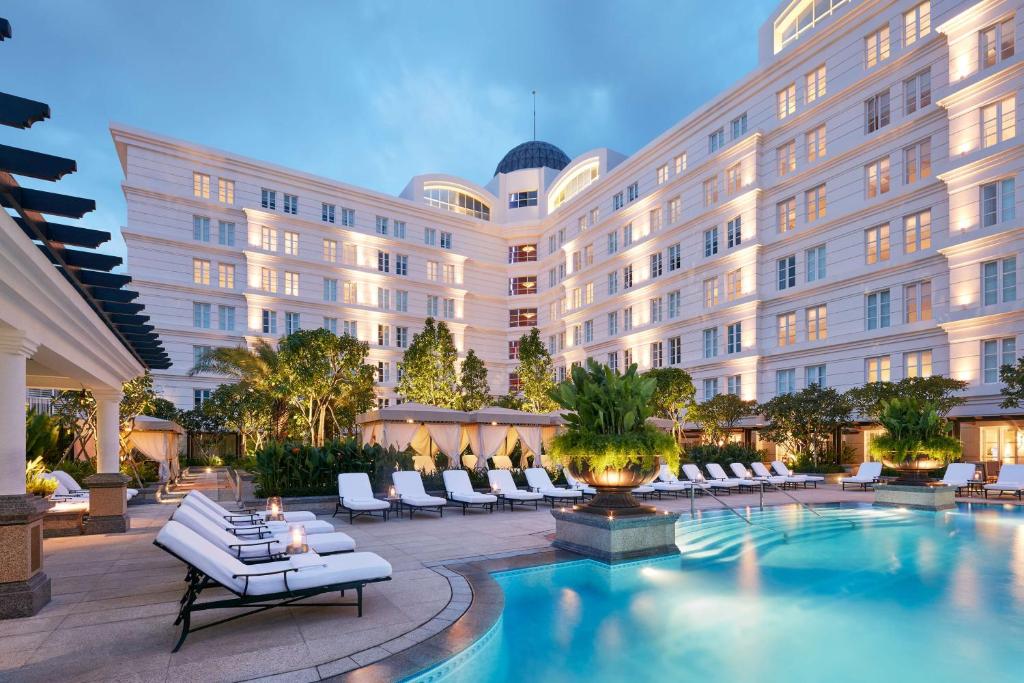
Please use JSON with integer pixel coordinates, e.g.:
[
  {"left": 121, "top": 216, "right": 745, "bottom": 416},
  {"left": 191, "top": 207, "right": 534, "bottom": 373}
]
[
  {"left": 252, "top": 438, "right": 413, "bottom": 497},
  {"left": 684, "top": 443, "right": 766, "bottom": 468},
  {"left": 793, "top": 452, "right": 845, "bottom": 474},
  {"left": 25, "top": 456, "right": 58, "bottom": 497}
]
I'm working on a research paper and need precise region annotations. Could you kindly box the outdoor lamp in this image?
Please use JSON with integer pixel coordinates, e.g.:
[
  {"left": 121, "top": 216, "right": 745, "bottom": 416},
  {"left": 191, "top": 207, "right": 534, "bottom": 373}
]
[
  {"left": 389, "top": 485, "right": 396, "bottom": 498},
  {"left": 266, "top": 496, "right": 284, "bottom": 521},
  {"left": 286, "top": 524, "right": 308, "bottom": 555}
]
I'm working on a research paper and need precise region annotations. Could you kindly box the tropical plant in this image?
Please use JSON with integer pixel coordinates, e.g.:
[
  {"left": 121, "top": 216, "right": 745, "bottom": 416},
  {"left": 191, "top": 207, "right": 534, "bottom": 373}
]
[
  {"left": 685, "top": 443, "right": 765, "bottom": 468},
  {"left": 1000, "top": 357, "right": 1024, "bottom": 409},
  {"left": 759, "top": 384, "right": 852, "bottom": 466},
  {"left": 201, "top": 383, "right": 272, "bottom": 454},
  {"left": 515, "top": 328, "right": 557, "bottom": 413},
  {"left": 396, "top": 318, "right": 460, "bottom": 408},
  {"left": 458, "top": 349, "right": 491, "bottom": 411},
  {"left": 687, "top": 393, "right": 757, "bottom": 446},
  {"left": 251, "top": 438, "right": 413, "bottom": 497},
  {"left": 547, "top": 360, "right": 678, "bottom": 472},
  {"left": 26, "top": 456, "right": 58, "bottom": 497},
  {"left": 868, "top": 398, "right": 962, "bottom": 467},
  {"left": 641, "top": 367, "right": 695, "bottom": 438},
  {"left": 26, "top": 408, "right": 58, "bottom": 460},
  {"left": 846, "top": 376, "right": 968, "bottom": 420}
]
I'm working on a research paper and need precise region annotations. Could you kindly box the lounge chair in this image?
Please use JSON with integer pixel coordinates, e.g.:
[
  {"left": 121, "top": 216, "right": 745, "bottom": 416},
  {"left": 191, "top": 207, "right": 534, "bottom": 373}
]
[
  {"left": 941, "top": 463, "right": 977, "bottom": 495},
  {"left": 562, "top": 470, "right": 597, "bottom": 498},
  {"left": 771, "top": 461, "right": 824, "bottom": 488},
  {"left": 706, "top": 463, "right": 759, "bottom": 492},
  {"left": 181, "top": 493, "right": 335, "bottom": 536},
  {"left": 442, "top": 470, "right": 497, "bottom": 514},
  {"left": 653, "top": 464, "right": 696, "bottom": 497},
  {"left": 983, "top": 464, "right": 1024, "bottom": 500},
  {"left": 48, "top": 470, "right": 139, "bottom": 501},
  {"left": 682, "top": 464, "right": 737, "bottom": 494},
  {"left": 187, "top": 488, "right": 315, "bottom": 524},
  {"left": 392, "top": 471, "right": 447, "bottom": 518},
  {"left": 172, "top": 504, "right": 355, "bottom": 561},
  {"left": 840, "top": 461, "right": 882, "bottom": 490},
  {"left": 335, "top": 473, "right": 391, "bottom": 523},
  {"left": 749, "top": 462, "right": 792, "bottom": 487},
  {"left": 486, "top": 469, "right": 543, "bottom": 510},
  {"left": 154, "top": 520, "right": 391, "bottom": 651},
  {"left": 729, "top": 463, "right": 777, "bottom": 491},
  {"left": 524, "top": 468, "right": 583, "bottom": 507}
]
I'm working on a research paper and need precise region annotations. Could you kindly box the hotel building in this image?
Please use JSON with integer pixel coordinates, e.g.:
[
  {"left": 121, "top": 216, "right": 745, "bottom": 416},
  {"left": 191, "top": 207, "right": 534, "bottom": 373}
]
[{"left": 115, "top": 0, "right": 1023, "bottom": 463}]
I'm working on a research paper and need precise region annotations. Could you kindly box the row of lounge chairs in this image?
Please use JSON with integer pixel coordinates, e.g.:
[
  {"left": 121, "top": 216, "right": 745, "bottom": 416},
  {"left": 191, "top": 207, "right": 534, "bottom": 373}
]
[{"left": 839, "top": 461, "right": 1024, "bottom": 499}]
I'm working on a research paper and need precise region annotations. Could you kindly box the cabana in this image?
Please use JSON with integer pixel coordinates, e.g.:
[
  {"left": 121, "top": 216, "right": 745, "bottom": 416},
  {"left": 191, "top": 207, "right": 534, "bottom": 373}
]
[{"left": 126, "top": 415, "right": 184, "bottom": 481}]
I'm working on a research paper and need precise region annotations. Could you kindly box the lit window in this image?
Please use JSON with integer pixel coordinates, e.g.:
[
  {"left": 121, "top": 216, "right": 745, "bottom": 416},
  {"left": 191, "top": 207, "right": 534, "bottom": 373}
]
[
  {"left": 703, "top": 177, "right": 718, "bottom": 207},
  {"left": 192, "top": 259, "right": 210, "bottom": 286},
  {"left": 865, "top": 224, "right": 890, "bottom": 264},
  {"left": 423, "top": 185, "right": 490, "bottom": 220},
  {"left": 979, "top": 17, "right": 1015, "bottom": 70},
  {"left": 903, "top": 2, "right": 930, "bottom": 47},
  {"left": 284, "top": 272, "right": 299, "bottom": 296},
  {"left": 260, "top": 226, "right": 277, "bottom": 252},
  {"left": 865, "top": 25, "right": 890, "bottom": 68},
  {"left": 217, "top": 178, "right": 234, "bottom": 204},
  {"left": 218, "top": 263, "right": 234, "bottom": 289},
  {"left": 806, "top": 124, "right": 826, "bottom": 163},
  {"left": 903, "top": 139, "right": 931, "bottom": 184},
  {"left": 674, "top": 153, "right": 687, "bottom": 174},
  {"left": 777, "top": 141, "right": 796, "bottom": 177},
  {"left": 866, "top": 356, "right": 891, "bottom": 382},
  {"left": 981, "top": 97, "right": 1016, "bottom": 149},
  {"left": 777, "top": 198, "right": 795, "bottom": 233},
  {"left": 703, "top": 277, "right": 719, "bottom": 308},
  {"left": 777, "top": 83, "right": 796, "bottom": 119},
  {"left": 805, "top": 65, "right": 826, "bottom": 103},
  {"left": 726, "top": 164, "right": 742, "bottom": 194},
  {"left": 806, "top": 305, "right": 827, "bottom": 341},
  {"left": 905, "top": 350, "right": 933, "bottom": 378},
  {"left": 260, "top": 267, "right": 277, "bottom": 293},
  {"left": 193, "top": 172, "right": 210, "bottom": 199},
  {"left": 726, "top": 268, "right": 742, "bottom": 301},
  {"left": 323, "top": 239, "right": 337, "bottom": 262},
  {"left": 656, "top": 164, "right": 669, "bottom": 185},
  {"left": 865, "top": 157, "right": 890, "bottom": 198},
  {"left": 777, "top": 312, "right": 796, "bottom": 347},
  {"left": 904, "top": 281, "right": 932, "bottom": 322},
  {"left": 284, "top": 231, "right": 299, "bottom": 256},
  {"left": 903, "top": 209, "right": 931, "bottom": 254},
  {"left": 805, "top": 183, "right": 826, "bottom": 222}
]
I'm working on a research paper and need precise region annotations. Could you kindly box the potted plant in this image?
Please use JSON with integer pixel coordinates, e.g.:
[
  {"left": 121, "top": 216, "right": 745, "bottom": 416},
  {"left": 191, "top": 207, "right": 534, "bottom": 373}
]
[
  {"left": 548, "top": 360, "right": 679, "bottom": 515},
  {"left": 869, "top": 398, "right": 962, "bottom": 485}
]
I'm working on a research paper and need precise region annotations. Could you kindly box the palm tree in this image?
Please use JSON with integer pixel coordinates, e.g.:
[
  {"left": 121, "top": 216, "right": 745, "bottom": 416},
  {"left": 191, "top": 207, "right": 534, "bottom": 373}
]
[{"left": 869, "top": 398, "right": 962, "bottom": 477}]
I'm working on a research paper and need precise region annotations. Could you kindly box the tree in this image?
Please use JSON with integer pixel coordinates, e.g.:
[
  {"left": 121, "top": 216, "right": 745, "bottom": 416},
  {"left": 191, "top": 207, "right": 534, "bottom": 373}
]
[
  {"left": 687, "top": 393, "right": 757, "bottom": 445},
  {"left": 846, "top": 376, "right": 967, "bottom": 420},
  {"left": 642, "top": 367, "right": 695, "bottom": 438},
  {"left": 759, "top": 384, "right": 852, "bottom": 464},
  {"left": 1000, "top": 357, "right": 1024, "bottom": 409},
  {"left": 397, "top": 318, "right": 460, "bottom": 408},
  {"left": 516, "top": 328, "right": 557, "bottom": 413},
  {"left": 201, "top": 383, "right": 272, "bottom": 454},
  {"left": 458, "top": 349, "right": 491, "bottom": 411},
  {"left": 869, "top": 398, "right": 962, "bottom": 468}
]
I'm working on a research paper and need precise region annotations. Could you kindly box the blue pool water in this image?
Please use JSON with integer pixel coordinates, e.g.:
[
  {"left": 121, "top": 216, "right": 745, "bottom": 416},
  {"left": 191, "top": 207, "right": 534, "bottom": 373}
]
[{"left": 408, "top": 503, "right": 1024, "bottom": 683}]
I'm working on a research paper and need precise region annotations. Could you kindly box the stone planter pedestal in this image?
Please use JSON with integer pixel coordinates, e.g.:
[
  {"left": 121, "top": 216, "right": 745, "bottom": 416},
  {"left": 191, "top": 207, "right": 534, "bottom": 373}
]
[
  {"left": 552, "top": 508, "right": 680, "bottom": 563},
  {"left": 874, "top": 483, "right": 955, "bottom": 511},
  {"left": 83, "top": 473, "right": 131, "bottom": 534}
]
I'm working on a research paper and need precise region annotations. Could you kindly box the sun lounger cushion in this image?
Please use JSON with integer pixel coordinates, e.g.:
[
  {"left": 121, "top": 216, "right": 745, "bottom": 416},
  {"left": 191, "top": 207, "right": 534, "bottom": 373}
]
[
  {"left": 337, "top": 473, "right": 390, "bottom": 511},
  {"left": 486, "top": 470, "right": 543, "bottom": 500},
  {"left": 525, "top": 468, "right": 583, "bottom": 498},
  {"left": 443, "top": 470, "right": 498, "bottom": 503},
  {"left": 392, "top": 471, "right": 447, "bottom": 506}
]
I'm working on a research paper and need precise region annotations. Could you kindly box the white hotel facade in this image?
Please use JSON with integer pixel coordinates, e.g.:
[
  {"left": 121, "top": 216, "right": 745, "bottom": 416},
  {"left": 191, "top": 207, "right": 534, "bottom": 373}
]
[{"left": 115, "top": 0, "right": 1023, "bottom": 463}]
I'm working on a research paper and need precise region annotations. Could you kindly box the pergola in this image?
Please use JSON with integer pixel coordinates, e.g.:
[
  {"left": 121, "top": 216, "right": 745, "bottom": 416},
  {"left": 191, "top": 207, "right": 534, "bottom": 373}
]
[{"left": 356, "top": 404, "right": 563, "bottom": 472}]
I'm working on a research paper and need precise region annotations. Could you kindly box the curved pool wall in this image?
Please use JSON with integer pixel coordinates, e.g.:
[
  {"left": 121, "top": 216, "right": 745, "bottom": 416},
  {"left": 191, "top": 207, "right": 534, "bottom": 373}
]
[{"left": 405, "top": 503, "right": 1024, "bottom": 683}]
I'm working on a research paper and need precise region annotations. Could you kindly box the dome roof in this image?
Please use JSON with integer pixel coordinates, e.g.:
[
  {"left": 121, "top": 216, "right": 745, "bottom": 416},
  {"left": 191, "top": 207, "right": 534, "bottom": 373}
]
[{"left": 494, "top": 141, "right": 570, "bottom": 176}]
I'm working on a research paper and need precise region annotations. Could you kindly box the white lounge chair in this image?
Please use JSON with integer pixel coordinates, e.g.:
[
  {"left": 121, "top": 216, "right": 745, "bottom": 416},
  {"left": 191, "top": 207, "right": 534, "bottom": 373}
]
[
  {"left": 392, "top": 471, "right": 447, "bottom": 518},
  {"left": 172, "top": 504, "right": 355, "bottom": 561},
  {"left": 562, "top": 470, "right": 597, "bottom": 497},
  {"left": 182, "top": 493, "right": 335, "bottom": 536},
  {"left": 749, "top": 462, "right": 792, "bottom": 487},
  {"left": 683, "top": 464, "right": 737, "bottom": 494},
  {"left": 49, "top": 470, "right": 139, "bottom": 501},
  {"left": 772, "top": 461, "right": 824, "bottom": 488},
  {"left": 443, "top": 470, "right": 498, "bottom": 514},
  {"left": 729, "top": 463, "right": 779, "bottom": 490},
  {"left": 335, "top": 473, "right": 391, "bottom": 523},
  {"left": 486, "top": 469, "right": 543, "bottom": 510},
  {"left": 841, "top": 461, "right": 882, "bottom": 490},
  {"left": 524, "top": 467, "right": 583, "bottom": 507},
  {"left": 706, "top": 463, "right": 758, "bottom": 492},
  {"left": 654, "top": 464, "right": 696, "bottom": 497},
  {"left": 983, "top": 464, "right": 1024, "bottom": 500},
  {"left": 941, "top": 463, "right": 976, "bottom": 495},
  {"left": 154, "top": 520, "right": 391, "bottom": 651},
  {"left": 188, "top": 488, "right": 316, "bottom": 524}
]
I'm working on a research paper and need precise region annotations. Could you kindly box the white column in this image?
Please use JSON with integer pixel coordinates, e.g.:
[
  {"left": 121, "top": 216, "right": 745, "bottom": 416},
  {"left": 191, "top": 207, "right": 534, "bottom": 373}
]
[
  {"left": 0, "top": 332, "right": 38, "bottom": 496},
  {"left": 93, "top": 389, "right": 123, "bottom": 474}
]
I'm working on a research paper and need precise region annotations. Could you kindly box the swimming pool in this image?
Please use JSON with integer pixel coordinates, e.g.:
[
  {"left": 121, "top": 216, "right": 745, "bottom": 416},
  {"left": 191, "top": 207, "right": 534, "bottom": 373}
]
[{"left": 408, "top": 503, "right": 1024, "bottom": 683}]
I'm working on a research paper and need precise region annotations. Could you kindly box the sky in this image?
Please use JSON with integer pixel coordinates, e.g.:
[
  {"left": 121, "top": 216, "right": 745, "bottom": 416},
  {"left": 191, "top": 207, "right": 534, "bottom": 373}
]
[{"left": 1, "top": 0, "right": 780, "bottom": 263}]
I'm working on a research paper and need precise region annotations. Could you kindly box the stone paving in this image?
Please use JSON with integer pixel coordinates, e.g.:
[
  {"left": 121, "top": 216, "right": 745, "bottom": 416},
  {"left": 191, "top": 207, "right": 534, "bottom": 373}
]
[{"left": 5, "top": 472, "right": 1014, "bottom": 682}]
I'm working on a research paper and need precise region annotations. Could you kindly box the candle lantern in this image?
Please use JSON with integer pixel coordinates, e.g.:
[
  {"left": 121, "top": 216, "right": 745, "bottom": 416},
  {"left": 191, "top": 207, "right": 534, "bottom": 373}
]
[
  {"left": 286, "top": 524, "right": 308, "bottom": 555},
  {"left": 266, "top": 496, "right": 284, "bottom": 521}
]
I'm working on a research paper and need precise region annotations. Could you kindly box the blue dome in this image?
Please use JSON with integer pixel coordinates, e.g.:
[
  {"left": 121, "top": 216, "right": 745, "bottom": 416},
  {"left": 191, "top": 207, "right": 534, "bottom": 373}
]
[{"left": 494, "top": 141, "right": 570, "bottom": 176}]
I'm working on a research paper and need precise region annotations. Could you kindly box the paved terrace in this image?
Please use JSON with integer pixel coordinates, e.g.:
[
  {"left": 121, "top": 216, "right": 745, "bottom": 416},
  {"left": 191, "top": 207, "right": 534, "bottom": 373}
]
[{"left": 6, "top": 471, "right": 995, "bottom": 682}]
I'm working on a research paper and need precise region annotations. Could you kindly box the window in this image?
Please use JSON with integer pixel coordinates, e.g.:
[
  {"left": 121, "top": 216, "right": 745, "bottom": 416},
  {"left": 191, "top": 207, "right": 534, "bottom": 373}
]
[
  {"left": 866, "top": 289, "right": 891, "bottom": 330},
  {"left": 424, "top": 227, "right": 437, "bottom": 246},
  {"left": 395, "top": 254, "right": 408, "bottom": 276},
  {"left": 982, "top": 257, "right": 1017, "bottom": 305},
  {"left": 806, "top": 305, "right": 827, "bottom": 341},
  {"left": 726, "top": 268, "right": 742, "bottom": 301},
  {"left": 777, "top": 141, "right": 796, "bottom": 177},
  {"left": 607, "top": 311, "right": 618, "bottom": 336},
  {"left": 650, "top": 253, "right": 663, "bottom": 279},
  {"left": 192, "top": 215, "right": 211, "bottom": 242},
  {"left": 509, "top": 308, "right": 537, "bottom": 327},
  {"left": 395, "top": 290, "right": 408, "bottom": 312},
  {"left": 708, "top": 127, "right": 725, "bottom": 153},
  {"left": 427, "top": 295, "right": 439, "bottom": 317},
  {"left": 284, "top": 272, "right": 299, "bottom": 296},
  {"left": 603, "top": 232, "right": 618, "bottom": 258},
  {"left": 283, "top": 194, "right": 298, "bottom": 215},
  {"left": 903, "top": 139, "right": 932, "bottom": 184},
  {"left": 805, "top": 65, "right": 826, "bottom": 103},
  {"left": 669, "top": 336, "right": 682, "bottom": 365},
  {"left": 260, "top": 188, "right": 276, "bottom": 210},
  {"left": 667, "top": 290, "right": 681, "bottom": 318},
  {"left": 866, "top": 355, "right": 891, "bottom": 382},
  {"left": 509, "top": 244, "right": 538, "bottom": 263},
  {"left": 443, "top": 298, "right": 455, "bottom": 319},
  {"left": 193, "top": 302, "right": 211, "bottom": 329},
  {"left": 285, "top": 312, "right": 300, "bottom": 335},
  {"left": 777, "top": 312, "right": 796, "bottom": 347},
  {"left": 284, "top": 231, "right": 299, "bottom": 256},
  {"left": 589, "top": 208, "right": 600, "bottom": 226},
  {"left": 340, "top": 207, "right": 355, "bottom": 227},
  {"left": 703, "top": 177, "right": 718, "bottom": 207},
  {"left": 218, "top": 263, "right": 234, "bottom": 289},
  {"left": 865, "top": 25, "right": 890, "bottom": 68},
  {"left": 981, "top": 178, "right": 1016, "bottom": 227},
  {"left": 726, "top": 164, "right": 742, "bottom": 194},
  {"left": 260, "top": 267, "right": 277, "bottom": 293},
  {"left": 193, "top": 172, "right": 210, "bottom": 199},
  {"left": 727, "top": 375, "right": 742, "bottom": 396},
  {"left": 193, "top": 389, "right": 211, "bottom": 410},
  {"left": 727, "top": 216, "right": 742, "bottom": 248},
  {"left": 581, "top": 320, "right": 593, "bottom": 344},
  {"left": 866, "top": 224, "right": 890, "bottom": 264},
  {"left": 806, "top": 365, "right": 826, "bottom": 387},
  {"left": 865, "top": 91, "right": 891, "bottom": 133},
  {"left": 607, "top": 271, "right": 619, "bottom": 295},
  {"left": 980, "top": 17, "right": 1015, "bottom": 69},
  {"left": 776, "top": 369, "right": 796, "bottom": 396},
  {"left": 704, "top": 227, "right": 719, "bottom": 257},
  {"left": 624, "top": 307, "right": 633, "bottom": 332},
  {"left": 440, "top": 231, "right": 453, "bottom": 249},
  {"left": 983, "top": 338, "right": 1016, "bottom": 383},
  {"left": 727, "top": 322, "right": 742, "bottom": 354},
  {"left": 377, "top": 324, "right": 390, "bottom": 347},
  {"left": 649, "top": 297, "right": 663, "bottom": 324},
  {"left": 318, "top": 240, "right": 336, "bottom": 265},
  {"left": 627, "top": 182, "right": 640, "bottom": 202},
  {"left": 373, "top": 216, "right": 389, "bottom": 236},
  {"left": 777, "top": 255, "right": 796, "bottom": 290},
  {"left": 806, "top": 245, "right": 826, "bottom": 282},
  {"left": 805, "top": 183, "right": 826, "bottom": 222},
  {"left": 623, "top": 265, "right": 633, "bottom": 289},
  {"left": 777, "top": 84, "right": 796, "bottom": 119},
  {"left": 905, "top": 350, "right": 933, "bottom": 378},
  {"left": 376, "top": 361, "right": 391, "bottom": 384},
  {"left": 675, "top": 153, "right": 687, "bottom": 174},
  {"left": 622, "top": 349, "right": 633, "bottom": 368},
  {"left": 261, "top": 309, "right": 277, "bottom": 335},
  {"left": 981, "top": 97, "right": 1016, "bottom": 149},
  {"left": 623, "top": 223, "right": 634, "bottom": 246},
  {"left": 260, "top": 226, "right": 277, "bottom": 251},
  {"left": 650, "top": 341, "right": 663, "bottom": 368},
  {"left": 442, "top": 263, "right": 456, "bottom": 284},
  {"left": 323, "top": 278, "right": 338, "bottom": 302},
  {"left": 342, "top": 282, "right": 357, "bottom": 304},
  {"left": 656, "top": 164, "right": 669, "bottom": 185},
  {"left": 703, "top": 277, "right": 720, "bottom": 308},
  {"left": 703, "top": 328, "right": 719, "bottom": 358},
  {"left": 904, "top": 281, "right": 932, "bottom": 322},
  {"left": 904, "top": 209, "right": 931, "bottom": 254},
  {"left": 865, "top": 157, "right": 891, "bottom": 199},
  {"left": 806, "top": 124, "right": 826, "bottom": 162},
  {"left": 703, "top": 378, "right": 719, "bottom": 400},
  {"left": 377, "top": 250, "right": 389, "bottom": 273},
  {"left": 192, "top": 258, "right": 210, "bottom": 286},
  {"left": 322, "top": 203, "right": 335, "bottom": 223},
  {"left": 777, "top": 198, "right": 796, "bottom": 233},
  {"left": 904, "top": 2, "right": 930, "bottom": 46},
  {"left": 904, "top": 69, "right": 931, "bottom": 115},
  {"left": 218, "top": 305, "right": 235, "bottom": 331},
  {"left": 217, "top": 220, "right": 234, "bottom": 246},
  {"left": 393, "top": 221, "right": 406, "bottom": 239},
  {"left": 508, "top": 190, "right": 538, "bottom": 208},
  {"left": 342, "top": 320, "right": 358, "bottom": 338},
  {"left": 509, "top": 276, "right": 537, "bottom": 295},
  {"left": 731, "top": 113, "right": 748, "bottom": 139},
  {"left": 666, "top": 199, "right": 678, "bottom": 225},
  {"left": 217, "top": 178, "right": 234, "bottom": 204}
]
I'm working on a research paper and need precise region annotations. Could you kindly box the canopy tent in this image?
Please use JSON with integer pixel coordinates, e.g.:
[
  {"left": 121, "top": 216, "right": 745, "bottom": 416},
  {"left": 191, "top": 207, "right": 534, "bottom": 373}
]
[{"left": 126, "top": 415, "right": 184, "bottom": 481}]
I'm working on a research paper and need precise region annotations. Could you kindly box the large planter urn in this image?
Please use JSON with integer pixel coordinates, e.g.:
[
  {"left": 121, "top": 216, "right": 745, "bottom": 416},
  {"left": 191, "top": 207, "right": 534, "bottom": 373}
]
[{"left": 565, "top": 456, "right": 659, "bottom": 516}]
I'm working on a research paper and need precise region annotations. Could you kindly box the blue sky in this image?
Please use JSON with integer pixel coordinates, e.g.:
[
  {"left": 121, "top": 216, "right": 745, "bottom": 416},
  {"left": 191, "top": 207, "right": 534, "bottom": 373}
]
[{"left": 1, "top": 0, "right": 779, "bottom": 261}]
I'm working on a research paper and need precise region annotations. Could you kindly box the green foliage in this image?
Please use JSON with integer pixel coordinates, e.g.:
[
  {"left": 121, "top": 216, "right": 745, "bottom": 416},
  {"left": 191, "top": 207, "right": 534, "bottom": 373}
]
[
  {"left": 846, "top": 376, "right": 968, "bottom": 420},
  {"left": 1000, "top": 357, "right": 1024, "bottom": 409},
  {"left": 397, "top": 318, "right": 460, "bottom": 408},
  {"left": 792, "top": 451, "right": 846, "bottom": 474},
  {"left": 548, "top": 360, "right": 679, "bottom": 471},
  {"left": 869, "top": 398, "right": 962, "bottom": 466},
  {"left": 684, "top": 443, "right": 766, "bottom": 468},
  {"left": 759, "top": 384, "right": 852, "bottom": 465},
  {"left": 25, "top": 456, "right": 58, "bottom": 497},
  {"left": 515, "top": 328, "right": 557, "bottom": 413},
  {"left": 251, "top": 438, "right": 413, "bottom": 497},
  {"left": 642, "top": 367, "right": 695, "bottom": 424},
  {"left": 687, "top": 393, "right": 757, "bottom": 445},
  {"left": 26, "top": 408, "right": 58, "bottom": 460},
  {"left": 201, "top": 383, "right": 271, "bottom": 454},
  {"left": 458, "top": 349, "right": 491, "bottom": 411}
]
